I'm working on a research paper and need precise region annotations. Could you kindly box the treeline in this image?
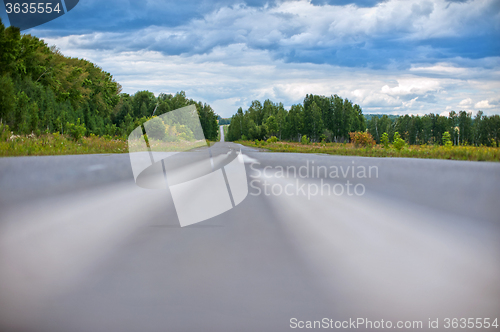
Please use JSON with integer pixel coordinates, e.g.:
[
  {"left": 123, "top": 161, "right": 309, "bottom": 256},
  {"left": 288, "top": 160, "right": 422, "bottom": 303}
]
[
  {"left": 227, "top": 94, "right": 365, "bottom": 142},
  {"left": 114, "top": 91, "right": 218, "bottom": 140},
  {"left": 367, "top": 112, "right": 500, "bottom": 146},
  {"left": 364, "top": 114, "right": 399, "bottom": 122},
  {"left": 0, "top": 19, "right": 218, "bottom": 140},
  {"left": 218, "top": 117, "right": 231, "bottom": 125},
  {"left": 226, "top": 92, "right": 500, "bottom": 147}
]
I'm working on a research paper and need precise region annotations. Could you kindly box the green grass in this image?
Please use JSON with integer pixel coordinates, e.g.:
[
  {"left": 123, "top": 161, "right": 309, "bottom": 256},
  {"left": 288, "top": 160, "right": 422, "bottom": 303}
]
[
  {"left": 239, "top": 140, "right": 500, "bottom": 162},
  {"left": 0, "top": 132, "right": 128, "bottom": 157},
  {"left": 0, "top": 122, "right": 222, "bottom": 156}
]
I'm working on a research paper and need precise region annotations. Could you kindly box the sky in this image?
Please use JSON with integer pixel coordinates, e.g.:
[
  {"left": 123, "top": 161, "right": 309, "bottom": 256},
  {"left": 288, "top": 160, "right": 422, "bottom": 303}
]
[{"left": 1, "top": 0, "right": 500, "bottom": 118}]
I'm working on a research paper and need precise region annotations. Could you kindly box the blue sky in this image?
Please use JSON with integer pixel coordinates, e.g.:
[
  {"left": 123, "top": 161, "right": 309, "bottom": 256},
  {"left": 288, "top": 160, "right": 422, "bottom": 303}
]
[{"left": 2, "top": 0, "right": 499, "bottom": 117}]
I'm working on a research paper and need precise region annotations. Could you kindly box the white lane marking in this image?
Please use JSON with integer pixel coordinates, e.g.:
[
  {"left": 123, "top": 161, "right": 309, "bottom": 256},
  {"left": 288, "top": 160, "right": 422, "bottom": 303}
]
[{"left": 241, "top": 155, "right": 258, "bottom": 164}]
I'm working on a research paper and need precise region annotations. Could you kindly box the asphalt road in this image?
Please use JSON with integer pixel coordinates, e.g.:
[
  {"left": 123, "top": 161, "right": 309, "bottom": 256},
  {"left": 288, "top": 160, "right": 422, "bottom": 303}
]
[
  {"left": 220, "top": 125, "right": 225, "bottom": 142},
  {"left": 0, "top": 143, "right": 499, "bottom": 331}
]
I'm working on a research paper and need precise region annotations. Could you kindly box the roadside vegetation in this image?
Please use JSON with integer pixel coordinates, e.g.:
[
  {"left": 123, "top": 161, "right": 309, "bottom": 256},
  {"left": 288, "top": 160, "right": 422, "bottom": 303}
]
[
  {"left": 1, "top": 121, "right": 219, "bottom": 156},
  {"left": 0, "top": 123, "right": 127, "bottom": 156},
  {"left": 227, "top": 95, "right": 500, "bottom": 147},
  {"left": 240, "top": 132, "right": 500, "bottom": 162},
  {"left": 226, "top": 94, "right": 500, "bottom": 162}
]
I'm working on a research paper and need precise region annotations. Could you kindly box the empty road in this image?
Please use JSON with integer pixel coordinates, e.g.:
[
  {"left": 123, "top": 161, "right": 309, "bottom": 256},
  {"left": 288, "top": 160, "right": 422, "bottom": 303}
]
[
  {"left": 1, "top": 143, "right": 499, "bottom": 331},
  {"left": 220, "top": 125, "right": 225, "bottom": 142}
]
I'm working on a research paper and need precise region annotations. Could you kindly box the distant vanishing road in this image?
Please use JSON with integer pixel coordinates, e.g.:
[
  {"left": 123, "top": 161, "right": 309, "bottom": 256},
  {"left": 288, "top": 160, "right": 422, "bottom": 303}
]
[
  {"left": 1, "top": 142, "right": 499, "bottom": 331},
  {"left": 220, "top": 124, "right": 225, "bottom": 142}
]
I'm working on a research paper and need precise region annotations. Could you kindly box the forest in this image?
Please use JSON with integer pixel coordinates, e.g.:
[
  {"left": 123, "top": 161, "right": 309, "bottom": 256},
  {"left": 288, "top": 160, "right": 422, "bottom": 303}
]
[
  {"left": 227, "top": 97, "right": 500, "bottom": 147},
  {"left": 227, "top": 95, "right": 366, "bottom": 142},
  {"left": 367, "top": 112, "right": 500, "bottom": 146},
  {"left": 0, "top": 19, "right": 219, "bottom": 141}
]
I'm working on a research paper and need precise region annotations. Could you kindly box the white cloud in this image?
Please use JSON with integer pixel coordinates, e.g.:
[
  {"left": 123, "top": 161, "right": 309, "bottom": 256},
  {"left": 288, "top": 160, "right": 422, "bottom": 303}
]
[
  {"left": 362, "top": 94, "right": 402, "bottom": 108},
  {"left": 410, "top": 63, "right": 471, "bottom": 76},
  {"left": 381, "top": 78, "right": 442, "bottom": 98},
  {"left": 459, "top": 98, "right": 473, "bottom": 106},
  {"left": 211, "top": 97, "right": 246, "bottom": 113},
  {"left": 475, "top": 99, "right": 500, "bottom": 109}
]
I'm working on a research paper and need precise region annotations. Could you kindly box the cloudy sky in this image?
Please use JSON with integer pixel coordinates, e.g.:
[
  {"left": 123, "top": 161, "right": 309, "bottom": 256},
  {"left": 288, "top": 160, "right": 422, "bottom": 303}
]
[{"left": 2, "top": 0, "right": 499, "bottom": 117}]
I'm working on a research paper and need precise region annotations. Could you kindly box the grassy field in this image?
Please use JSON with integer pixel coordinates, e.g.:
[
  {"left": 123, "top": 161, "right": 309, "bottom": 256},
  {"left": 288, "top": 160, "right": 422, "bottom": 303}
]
[
  {"left": 239, "top": 140, "right": 500, "bottom": 162},
  {"left": 0, "top": 132, "right": 129, "bottom": 157}
]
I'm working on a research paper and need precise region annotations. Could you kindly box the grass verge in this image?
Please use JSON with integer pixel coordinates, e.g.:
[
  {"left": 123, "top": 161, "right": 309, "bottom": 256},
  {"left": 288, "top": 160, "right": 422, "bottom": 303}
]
[
  {"left": 239, "top": 140, "right": 500, "bottom": 162},
  {"left": 0, "top": 132, "right": 128, "bottom": 157},
  {"left": 0, "top": 129, "right": 221, "bottom": 157}
]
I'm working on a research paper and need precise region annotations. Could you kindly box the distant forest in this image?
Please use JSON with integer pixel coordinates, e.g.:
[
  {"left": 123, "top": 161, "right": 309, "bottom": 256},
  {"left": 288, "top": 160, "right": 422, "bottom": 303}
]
[
  {"left": 366, "top": 112, "right": 500, "bottom": 146},
  {"left": 227, "top": 97, "right": 500, "bottom": 146},
  {"left": 218, "top": 117, "right": 231, "bottom": 125},
  {"left": 364, "top": 114, "right": 399, "bottom": 121},
  {"left": 0, "top": 19, "right": 219, "bottom": 141},
  {"left": 227, "top": 95, "right": 365, "bottom": 143}
]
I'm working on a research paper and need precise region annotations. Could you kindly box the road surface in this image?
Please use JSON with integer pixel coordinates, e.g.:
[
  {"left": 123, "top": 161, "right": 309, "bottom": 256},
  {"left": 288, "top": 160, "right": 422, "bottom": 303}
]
[
  {"left": 220, "top": 125, "right": 225, "bottom": 142},
  {"left": 0, "top": 142, "right": 499, "bottom": 331}
]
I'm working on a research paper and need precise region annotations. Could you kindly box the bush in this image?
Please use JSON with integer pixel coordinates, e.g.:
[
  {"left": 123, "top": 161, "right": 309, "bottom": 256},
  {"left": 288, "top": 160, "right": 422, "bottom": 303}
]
[
  {"left": 442, "top": 131, "right": 452, "bottom": 147},
  {"left": 380, "top": 132, "right": 389, "bottom": 148},
  {"left": 301, "top": 135, "right": 310, "bottom": 145},
  {"left": 267, "top": 136, "right": 278, "bottom": 143},
  {"left": 105, "top": 123, "right": 118, "bottom": 137},
  {"left": 164, "top": 125, "right": 179, "bottom": 142},
  {"left": 66, "top": 118, "right": 86, "bottom": 142},
  {"left": 241, "top": 135, "right": 247, "bottom": 141},
  {"left": 0, "top": 123, "right": 11, "bottom": 142},
  {"left": 349, "top": 131, "right": 375, "bottom": 147},
  {"left": 393, "top": 132, "right": 406, "bottom": 151},
  {"left": 176, "top": 124, "right": 195, "bottom": 141},
  {"left": 145, "top": 117, "right": 166, "bottom": 140}
]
